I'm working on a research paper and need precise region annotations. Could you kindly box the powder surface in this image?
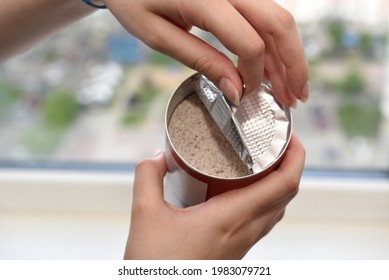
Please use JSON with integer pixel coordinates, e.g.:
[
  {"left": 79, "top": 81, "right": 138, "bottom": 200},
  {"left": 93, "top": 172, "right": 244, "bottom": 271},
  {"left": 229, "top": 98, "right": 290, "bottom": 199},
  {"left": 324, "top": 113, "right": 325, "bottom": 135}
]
[{"left": 168, "top": 94, "right": 249, "bottom": 178}]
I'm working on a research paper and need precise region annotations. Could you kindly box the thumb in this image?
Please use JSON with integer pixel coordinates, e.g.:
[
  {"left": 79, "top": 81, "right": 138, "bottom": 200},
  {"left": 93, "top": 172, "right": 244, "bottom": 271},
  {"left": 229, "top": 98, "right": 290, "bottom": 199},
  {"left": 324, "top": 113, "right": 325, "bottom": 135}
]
[{"left": 133, "top": 150, "right": 167, "bottom": 206}]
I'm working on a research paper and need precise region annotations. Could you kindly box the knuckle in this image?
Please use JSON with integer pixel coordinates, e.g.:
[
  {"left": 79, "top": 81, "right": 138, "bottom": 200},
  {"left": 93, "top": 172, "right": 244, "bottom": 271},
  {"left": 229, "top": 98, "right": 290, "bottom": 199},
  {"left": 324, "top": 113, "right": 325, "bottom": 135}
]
[
  {"left": 135, "top": 158, "right": 154, "bottom": 173},
  {"left": 141, "top": 31, "right": 169, "bottom": 53},
  {"left": 145, "top": 37, "right": 164, "bottom": 52},
  {"left": 132, "top": 196, "right": 146, "bottom": 212},
  {"left": 277, "top": 9, "right": 296, "bottom": 29},
  {"left": 242, "top": 37, "right": 265, "bottom": 58},
  {"left": 289, "top": 59, "right": 309, "bottom": 79},
  {"left": 191, "top": 54, "right": 219, "bottom": 77},
  {"left": 131, "top": 197, "right": 151, "bottom": 219},
  {"left": 278, "top": 210, "right": 286, "bottom": 222},
  {"left": 131, "top": 195, "right": 150, "bottom": 217},
  {"left": 284, "top": 173, "right": 301, "bottom": 196},
  {"left": 278, "top": 168, "right": 301, "bottom": 196},
  {"left": 134, "top": 158, "right": 159, "bottom": 181}
]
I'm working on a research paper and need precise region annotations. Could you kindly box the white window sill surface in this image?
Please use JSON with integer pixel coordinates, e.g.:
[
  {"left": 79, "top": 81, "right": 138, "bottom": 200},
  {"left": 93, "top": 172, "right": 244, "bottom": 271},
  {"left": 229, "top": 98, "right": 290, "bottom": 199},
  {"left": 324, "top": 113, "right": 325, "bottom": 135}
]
[{"left": 0, "top": 169, "right": 388, "bottom": 260}]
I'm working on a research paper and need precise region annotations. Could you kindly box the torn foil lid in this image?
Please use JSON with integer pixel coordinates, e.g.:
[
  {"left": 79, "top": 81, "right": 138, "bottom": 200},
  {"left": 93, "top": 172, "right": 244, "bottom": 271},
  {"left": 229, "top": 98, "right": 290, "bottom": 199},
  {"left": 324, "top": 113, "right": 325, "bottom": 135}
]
[{"left": 191, "top": 74, "right": 292, "bottom": 174}]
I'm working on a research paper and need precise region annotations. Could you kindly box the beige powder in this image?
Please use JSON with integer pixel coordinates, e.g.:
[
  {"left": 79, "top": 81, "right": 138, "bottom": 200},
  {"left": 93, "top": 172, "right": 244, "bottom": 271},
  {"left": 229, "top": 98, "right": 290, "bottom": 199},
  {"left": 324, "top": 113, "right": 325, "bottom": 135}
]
[{"left": 168, "top": 94, "right": 249, "bottom": 178}]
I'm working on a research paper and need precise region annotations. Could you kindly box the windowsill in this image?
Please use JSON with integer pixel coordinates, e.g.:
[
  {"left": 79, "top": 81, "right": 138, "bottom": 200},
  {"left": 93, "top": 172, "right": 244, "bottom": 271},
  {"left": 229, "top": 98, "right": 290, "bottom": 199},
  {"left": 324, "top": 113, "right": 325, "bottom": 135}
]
[{"left": 0, "top": 167, "right": 388, "bottom": 259}]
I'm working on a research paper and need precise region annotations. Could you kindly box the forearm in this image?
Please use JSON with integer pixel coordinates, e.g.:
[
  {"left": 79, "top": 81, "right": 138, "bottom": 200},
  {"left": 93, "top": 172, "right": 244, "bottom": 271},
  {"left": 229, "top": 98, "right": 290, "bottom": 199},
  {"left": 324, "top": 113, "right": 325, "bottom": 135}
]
[{"left": 0, "top": 0, "right": 95, "bottom": 61}]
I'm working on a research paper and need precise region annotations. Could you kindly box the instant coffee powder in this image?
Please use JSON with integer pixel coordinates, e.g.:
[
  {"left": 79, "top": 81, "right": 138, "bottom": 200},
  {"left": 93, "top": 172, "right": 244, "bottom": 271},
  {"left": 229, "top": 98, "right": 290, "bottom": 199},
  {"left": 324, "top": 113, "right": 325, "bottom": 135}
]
[
  {"left": 164, "top": 73, "right": 291, "bottom": 207},
  {"left": 168, "top": 94, "right": 249, "bottom": 179}
]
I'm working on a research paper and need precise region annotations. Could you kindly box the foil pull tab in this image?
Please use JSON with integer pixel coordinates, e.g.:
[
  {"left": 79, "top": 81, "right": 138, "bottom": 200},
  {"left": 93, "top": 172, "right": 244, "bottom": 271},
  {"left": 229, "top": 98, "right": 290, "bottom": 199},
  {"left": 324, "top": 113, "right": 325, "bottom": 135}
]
[{"left": 191, "top": 73, "right": 291, "bottom": 175}]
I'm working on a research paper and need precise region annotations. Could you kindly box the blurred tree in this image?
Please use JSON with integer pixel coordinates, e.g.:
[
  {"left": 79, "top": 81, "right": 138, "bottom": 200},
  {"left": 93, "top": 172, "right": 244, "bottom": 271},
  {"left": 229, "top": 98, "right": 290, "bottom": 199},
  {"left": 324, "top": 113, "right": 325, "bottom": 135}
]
[
  {"left": 327, "top": 20, "right": 345, "bottom": 55},
  {"left": 122, "top": 80, "right": 158, "bottom": 125},
  {"left": 337, "top": 102, "right": 381, "bottom": 138},
  {"left": 359, "top": 31, "right": 374, "bottom": 58},
  {"left": 330, "top": 69, "right": 366, "bottom": 95},
  {"left": 150, "top": 50, "right": 178, "bottom": 65},
  {"left": 22, "top": 126, "right": 64, "bottom": 156},
  {"left": 43, "top": 88, "right": 79, "bottom": 127},
  {"left": 43, "top": 49, "right": 59, "bottom": 63},
  {"left": 0, "top": 80, "right": 22, "bottom": 119}
]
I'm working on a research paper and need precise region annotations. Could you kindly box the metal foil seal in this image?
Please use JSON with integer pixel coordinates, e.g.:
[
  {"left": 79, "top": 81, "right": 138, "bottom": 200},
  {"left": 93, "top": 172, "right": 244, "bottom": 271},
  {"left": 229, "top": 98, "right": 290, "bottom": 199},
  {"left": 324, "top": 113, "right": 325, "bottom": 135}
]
[{"left": 191, "top": 73, "right": 291, "bottom": 174}]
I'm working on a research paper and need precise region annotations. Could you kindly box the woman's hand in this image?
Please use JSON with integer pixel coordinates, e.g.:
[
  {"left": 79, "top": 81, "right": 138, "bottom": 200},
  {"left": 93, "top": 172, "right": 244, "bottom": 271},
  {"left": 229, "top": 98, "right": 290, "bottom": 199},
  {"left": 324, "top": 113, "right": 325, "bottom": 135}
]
[
  {"left": 104, "top": 0, "right": 309, "bottom": 107},
  {"left": 124, "top": 133, "right": 305, "bottom": 259}
]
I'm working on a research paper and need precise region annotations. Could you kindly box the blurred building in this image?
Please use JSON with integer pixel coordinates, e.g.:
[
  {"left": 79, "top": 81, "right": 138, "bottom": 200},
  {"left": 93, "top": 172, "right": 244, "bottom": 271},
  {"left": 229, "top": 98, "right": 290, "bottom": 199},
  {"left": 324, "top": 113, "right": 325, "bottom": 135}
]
[
  {"left": 106, "top": 34, "right": 145, "bottom": 64},
  {"left": 280, "top": 0, "right": 389, "bottom": 25}
]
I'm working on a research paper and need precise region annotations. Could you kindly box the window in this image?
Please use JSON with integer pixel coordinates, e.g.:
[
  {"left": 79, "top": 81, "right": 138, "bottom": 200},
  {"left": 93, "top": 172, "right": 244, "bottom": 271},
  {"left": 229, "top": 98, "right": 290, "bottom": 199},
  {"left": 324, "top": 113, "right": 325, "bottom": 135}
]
[
  {"left": 1, "top": 1, "right": 388, "bottom": 172},
  {"left": 289, "top": 0, "right": 389, "bottom": 171},
  {"left": 0, "top": 12, "right": 188, "bottom": 165}
]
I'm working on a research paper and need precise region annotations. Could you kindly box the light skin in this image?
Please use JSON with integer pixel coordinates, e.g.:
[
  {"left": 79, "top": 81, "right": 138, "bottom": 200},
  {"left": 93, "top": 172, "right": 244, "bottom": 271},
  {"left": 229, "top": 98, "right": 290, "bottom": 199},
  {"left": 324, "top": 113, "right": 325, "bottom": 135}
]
[
  {"left": 1, "top": 0, "right": 308, "bottom": 259},
  {"left": 125, "top": 134, "right": 305, "bottom": 259}
]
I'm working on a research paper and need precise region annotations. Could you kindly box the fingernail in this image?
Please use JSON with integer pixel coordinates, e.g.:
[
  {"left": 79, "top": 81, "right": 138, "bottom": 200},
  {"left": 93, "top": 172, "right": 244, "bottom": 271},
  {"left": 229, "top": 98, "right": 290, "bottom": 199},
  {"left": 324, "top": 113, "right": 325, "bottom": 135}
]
[
  {"left": 289, "top": 95, "right": 297, "bottom": 109},
  {"left": 152, "top": 149, "right": 163, "bottom": 158},
  {"left": 300, "top": 81, "right": 310, "bottom": 103},
  {"left": 219, "top": 77, "right": 240, "bottom": 106}
]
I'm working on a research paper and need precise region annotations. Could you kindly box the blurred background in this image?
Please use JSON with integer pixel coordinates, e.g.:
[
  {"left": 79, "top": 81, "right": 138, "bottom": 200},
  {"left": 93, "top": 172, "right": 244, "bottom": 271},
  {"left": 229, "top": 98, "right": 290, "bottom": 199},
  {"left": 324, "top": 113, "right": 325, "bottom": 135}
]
[{"left": 0, "top": 0, "right": 388, "bottom": 259}]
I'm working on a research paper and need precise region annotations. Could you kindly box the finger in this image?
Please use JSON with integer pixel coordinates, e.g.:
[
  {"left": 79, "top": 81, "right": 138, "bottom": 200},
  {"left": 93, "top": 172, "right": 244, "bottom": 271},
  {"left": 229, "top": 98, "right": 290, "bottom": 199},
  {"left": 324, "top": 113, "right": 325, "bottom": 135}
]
[
  {"left": 111, "top": 9, "right": 242, "bottom": 105},
  {"left": 174, "top": 0, "right": 266, "bottom": 99},
  {"left": 211, "top": 132, "right": 305, "bottom": 221},
  {"left": 265, "top": 57, "right": 296, "bottom": 107},
  {"left": 272, "top": 132, "right": 306, "bottom": 187},
  {"left": 254, "top": 132, "right": 305, "bottom": 200},
  {"left": 133, "top": 151, "right": 167, "bottom": 208},
  {"left": 260, "top": 32, "right": 298, "bottom": 107},
  {"left": 237, "top": 54, "right": 264, "bottom": 97},
  {"left": 230, "top": 0, "right": 309, "bottom": 102}
]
